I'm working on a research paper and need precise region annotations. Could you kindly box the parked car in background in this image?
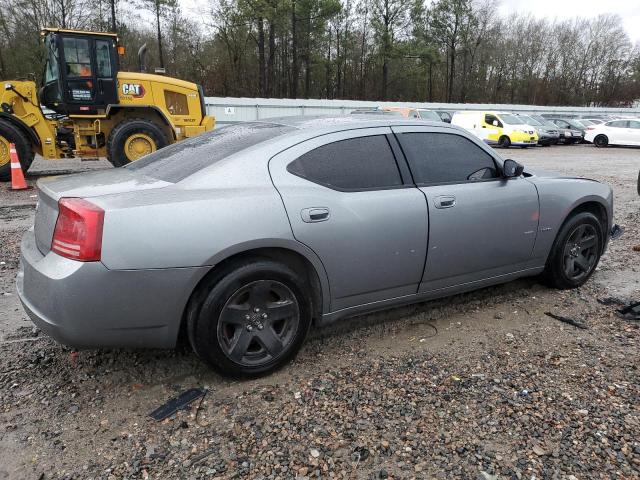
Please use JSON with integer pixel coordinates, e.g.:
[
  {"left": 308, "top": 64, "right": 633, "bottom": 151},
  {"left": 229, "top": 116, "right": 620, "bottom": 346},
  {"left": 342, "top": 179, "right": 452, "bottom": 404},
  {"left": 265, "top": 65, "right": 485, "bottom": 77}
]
[
  {"left": 529, "top": 115, "right": 575, "bottom": 144},
  {"left": 17, "top": 116, "right": 617, "bottom": 377},
  {"left": 451, "top": 111, "right": 538, "bottom": 148},
  {"left": 381, "top": 107, "right": 443, "bottom": 121},
  {"left": 584, "top": 119, "right": 640, "bottom": 147},
  {"left": 546, "top": 118, "right": 585, "bottom": 143},
  {"left": 581, "top": 118, "right": 605, "bottom": 125},
  {"left": 381, "top": 106, "right": 421, "bottom": 118},
  {"left": 514, "top": 114, "right": 560, "bottom": 146},
  {"left": 436, "top": 110, "right": 453, "bottom": 123},
  {"left": 416, "top": 108, "right": 443, "bottom": 122},
  {"left": 351, "top": 108, "right": 403, "bottom": 116}
]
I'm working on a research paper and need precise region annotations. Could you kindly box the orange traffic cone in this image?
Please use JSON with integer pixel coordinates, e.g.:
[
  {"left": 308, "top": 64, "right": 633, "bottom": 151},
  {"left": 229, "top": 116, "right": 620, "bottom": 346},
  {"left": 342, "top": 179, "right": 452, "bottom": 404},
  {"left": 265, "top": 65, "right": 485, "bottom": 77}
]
[{"left": 9, "top": 143, "right": 29, "bottom": 191}]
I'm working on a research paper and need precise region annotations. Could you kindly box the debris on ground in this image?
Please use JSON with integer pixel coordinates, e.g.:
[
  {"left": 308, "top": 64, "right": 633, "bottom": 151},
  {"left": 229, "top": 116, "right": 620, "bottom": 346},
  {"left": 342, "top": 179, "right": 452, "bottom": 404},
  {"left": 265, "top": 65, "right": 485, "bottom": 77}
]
[
  {"left": 544, "top": 311, "right": 588, "bottom": 329},
  {"left": 616, "top": 301, "right": 640, "bottom": 321},
  {"left": 149, "top": 388, "right": 207, "bottom": 421}
]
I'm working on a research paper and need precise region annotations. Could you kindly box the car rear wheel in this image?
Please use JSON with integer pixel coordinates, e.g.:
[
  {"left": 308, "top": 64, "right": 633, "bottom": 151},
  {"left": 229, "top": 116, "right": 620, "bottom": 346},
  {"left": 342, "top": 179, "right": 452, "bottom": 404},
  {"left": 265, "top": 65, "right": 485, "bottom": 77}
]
[
  {"left": 187, "top": 258, "right": 312, "bottom": 377},
  {"left": 594, "top": 135, "right": 608, "bottom": 148},
  {"left": 541, "top": 212, "right": 603, "bottom": 289},
  {"left": 498, "top": 136, "right": 511, "bottom": 148}
]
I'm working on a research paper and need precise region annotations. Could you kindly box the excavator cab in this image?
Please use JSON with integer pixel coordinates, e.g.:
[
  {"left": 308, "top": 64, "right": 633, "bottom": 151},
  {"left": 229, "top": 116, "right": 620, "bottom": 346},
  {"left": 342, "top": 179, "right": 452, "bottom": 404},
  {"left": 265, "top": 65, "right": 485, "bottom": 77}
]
[{"left": 40, "top": 29, "right": 120, "bottom": 115}]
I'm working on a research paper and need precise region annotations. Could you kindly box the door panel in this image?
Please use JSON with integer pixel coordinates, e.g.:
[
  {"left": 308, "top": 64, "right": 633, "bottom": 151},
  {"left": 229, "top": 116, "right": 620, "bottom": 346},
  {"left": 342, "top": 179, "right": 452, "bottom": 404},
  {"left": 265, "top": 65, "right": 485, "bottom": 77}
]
[
  {"left": 269, "top": 128, "right": 429, "bottom": 311},
  {"left": 419, "top": 179, "right": 540, "bottom": 291},
  {"left": 391, "top": 125, "right": 540, "bottom": 291}
]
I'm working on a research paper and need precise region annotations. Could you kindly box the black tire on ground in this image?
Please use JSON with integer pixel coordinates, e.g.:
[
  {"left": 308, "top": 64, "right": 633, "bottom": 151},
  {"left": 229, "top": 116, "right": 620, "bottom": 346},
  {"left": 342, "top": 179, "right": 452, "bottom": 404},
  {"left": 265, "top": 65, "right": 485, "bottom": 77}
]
[
  {"left": 498, "top": 136, "right": 511, "bottom": 148},
  {"left": 593, "top": 135, "right": 608, "bottom": 148},
  {"left": 106, "top": 118, "right": 169, "bottom": 167},
  {"left": 0, "top": 120, "right": 34, "bottom": 182},
  {"left": 187, "top": 258, "right": 312, "bottom": 378},
  {"left": 541, "top": 211, "right": 603, "bottom": 290}
]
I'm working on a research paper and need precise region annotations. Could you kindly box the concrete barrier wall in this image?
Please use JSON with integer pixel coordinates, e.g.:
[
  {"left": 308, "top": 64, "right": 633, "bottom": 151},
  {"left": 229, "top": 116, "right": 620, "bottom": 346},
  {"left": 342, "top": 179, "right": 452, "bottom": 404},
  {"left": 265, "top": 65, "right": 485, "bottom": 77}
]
[{"left": 205, "top": 96, "right": 640, "bottom": 123}]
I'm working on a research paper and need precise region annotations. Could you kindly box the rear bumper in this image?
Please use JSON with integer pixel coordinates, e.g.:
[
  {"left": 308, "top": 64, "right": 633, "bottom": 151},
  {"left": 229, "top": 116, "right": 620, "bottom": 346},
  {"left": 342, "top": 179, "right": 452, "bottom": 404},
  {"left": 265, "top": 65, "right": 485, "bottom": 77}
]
[{"left": 16, "top": 229, "right": 208, "bottom": 349}]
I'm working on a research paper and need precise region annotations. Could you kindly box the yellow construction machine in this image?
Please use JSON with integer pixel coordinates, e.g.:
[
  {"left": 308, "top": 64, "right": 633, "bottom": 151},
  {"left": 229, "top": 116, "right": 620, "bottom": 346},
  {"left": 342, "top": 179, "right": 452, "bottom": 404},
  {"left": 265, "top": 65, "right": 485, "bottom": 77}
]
[{"left": 0, "top": 28, "right": 215, "bottom": 181}]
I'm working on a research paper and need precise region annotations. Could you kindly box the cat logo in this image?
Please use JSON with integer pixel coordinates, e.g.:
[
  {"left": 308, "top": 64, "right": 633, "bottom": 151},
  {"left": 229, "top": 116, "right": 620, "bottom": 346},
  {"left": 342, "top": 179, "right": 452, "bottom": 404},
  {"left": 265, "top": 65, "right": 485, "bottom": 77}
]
[{"left": 121, "top": 83, "right": 145, "bottom": 98}]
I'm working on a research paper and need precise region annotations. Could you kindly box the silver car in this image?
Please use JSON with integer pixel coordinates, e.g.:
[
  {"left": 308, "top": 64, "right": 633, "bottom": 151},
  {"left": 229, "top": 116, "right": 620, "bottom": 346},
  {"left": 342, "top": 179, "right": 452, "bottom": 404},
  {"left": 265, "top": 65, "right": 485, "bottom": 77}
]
[{"left": 17, "top": 117, "right": 615, "bottom": 377}]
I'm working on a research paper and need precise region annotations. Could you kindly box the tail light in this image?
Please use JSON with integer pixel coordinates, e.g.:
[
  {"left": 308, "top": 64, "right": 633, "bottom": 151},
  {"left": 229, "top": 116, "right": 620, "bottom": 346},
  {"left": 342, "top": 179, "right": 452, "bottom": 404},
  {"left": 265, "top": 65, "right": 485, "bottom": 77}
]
[
  {"left": 51, "top": 198, "right": 104, "bottom": 261},
  {"left": 585, "top": 127, "right": 595, "bottom": 131}
]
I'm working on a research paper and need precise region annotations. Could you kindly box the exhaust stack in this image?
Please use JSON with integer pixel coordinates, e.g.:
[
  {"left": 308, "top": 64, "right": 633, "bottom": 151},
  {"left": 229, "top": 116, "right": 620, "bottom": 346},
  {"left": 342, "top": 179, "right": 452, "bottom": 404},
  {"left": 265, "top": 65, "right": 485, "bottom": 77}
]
[{"left": 138, "top": 43, "right": 148, "bottom": 73}]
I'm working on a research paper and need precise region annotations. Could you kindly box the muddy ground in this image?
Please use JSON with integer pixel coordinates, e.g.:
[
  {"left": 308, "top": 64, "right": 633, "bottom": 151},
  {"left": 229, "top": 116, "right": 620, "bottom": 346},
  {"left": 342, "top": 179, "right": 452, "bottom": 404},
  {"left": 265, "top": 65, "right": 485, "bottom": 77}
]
[{"left": 0, "top": 145, "right": 639, "bottom": 480}]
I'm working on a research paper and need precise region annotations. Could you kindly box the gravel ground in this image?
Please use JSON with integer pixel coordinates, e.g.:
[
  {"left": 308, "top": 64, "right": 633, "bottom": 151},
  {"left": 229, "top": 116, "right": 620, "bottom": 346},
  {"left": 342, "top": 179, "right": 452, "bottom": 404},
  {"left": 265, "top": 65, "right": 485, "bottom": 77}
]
[{"left": 0, "top": 145, "right": 639, "bottom": 480}]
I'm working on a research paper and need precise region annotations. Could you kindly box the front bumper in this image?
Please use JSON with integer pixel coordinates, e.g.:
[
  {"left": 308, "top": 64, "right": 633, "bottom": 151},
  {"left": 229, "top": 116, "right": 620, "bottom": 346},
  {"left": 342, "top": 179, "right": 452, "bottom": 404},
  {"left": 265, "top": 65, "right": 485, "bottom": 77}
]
[{"left": 16, "top": 229, "right": 208, "bottom": 349}]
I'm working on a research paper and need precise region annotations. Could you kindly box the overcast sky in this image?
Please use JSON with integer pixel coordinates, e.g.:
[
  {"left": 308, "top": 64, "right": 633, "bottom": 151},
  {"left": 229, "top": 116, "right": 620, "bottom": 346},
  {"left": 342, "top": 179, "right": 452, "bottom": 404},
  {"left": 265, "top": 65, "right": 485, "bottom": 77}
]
[
  {"left": 498, "top": 0, "right": 640, "bottom": 43},
  {"left": 179, "top": 0, "right": 640, "bottom": 43}
]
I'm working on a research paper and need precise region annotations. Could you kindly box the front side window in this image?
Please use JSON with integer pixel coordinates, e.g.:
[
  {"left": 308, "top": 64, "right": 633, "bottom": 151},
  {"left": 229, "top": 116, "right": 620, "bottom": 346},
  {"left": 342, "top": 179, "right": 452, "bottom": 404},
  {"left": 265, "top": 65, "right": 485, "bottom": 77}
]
[
  {"left": 95, "top": 40, "right": 112, "bottom": 77},
  {"left": 287, "top": 135, "right": 402, "bottom": 191},
  {"left": 63, "top": 37, "right": 92, "bottom": 77},
  {"left": 628, "top": 120, "right": 640, "bottom": 129},
  {"left": 398, "top": 132, "right": 498, "bottom": 184},
  {"left": 485, "top": 114, "right": 501, "bottom": 127},
  {"left": 44, "top": 36, "right": 59, "bottom": 84}
]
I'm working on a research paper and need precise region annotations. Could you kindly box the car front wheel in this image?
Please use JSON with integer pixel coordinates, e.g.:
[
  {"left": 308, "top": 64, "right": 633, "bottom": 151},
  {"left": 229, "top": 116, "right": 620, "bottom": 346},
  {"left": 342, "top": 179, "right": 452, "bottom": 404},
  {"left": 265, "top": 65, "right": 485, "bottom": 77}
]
[
  {"left": 498, "top": 136, "right": 511, "bottom": 148},
  {"left": 542, "top": 212, "right": 603, "bottom": 289},
  {"left": 187, "top": 259, "right": 312, "bottom": 377}
]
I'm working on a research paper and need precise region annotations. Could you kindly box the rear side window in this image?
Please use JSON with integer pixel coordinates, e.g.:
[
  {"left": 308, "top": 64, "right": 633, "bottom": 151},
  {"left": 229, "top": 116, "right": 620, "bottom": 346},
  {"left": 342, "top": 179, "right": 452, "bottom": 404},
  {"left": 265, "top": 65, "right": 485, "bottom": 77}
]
[
  {"left": 287, "top": 135, "right": 402, "bottom": 191},
  {"left": 607, "top": 120, "right": 628, "bottom": 128},
  {"left": 127, "top": 123, "right": 294, "bottom": 182},
  {"left": 165, "top": 91, "right": 189, "bottom": 115},
  {"left": 398, "top": 132, "right": 498, "bottom": 184}
]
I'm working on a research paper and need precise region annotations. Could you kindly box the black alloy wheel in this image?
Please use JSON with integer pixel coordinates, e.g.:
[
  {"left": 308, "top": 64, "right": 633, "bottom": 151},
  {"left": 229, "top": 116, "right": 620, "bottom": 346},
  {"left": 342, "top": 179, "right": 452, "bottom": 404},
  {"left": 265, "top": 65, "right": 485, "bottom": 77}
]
[
  {"left": 594, "top": 135, "right": 608, "bottom": 148},
  {"left": 562, "top": 224, "right": 599, "bottom": 283},
  {"left": 216, "top": 280, "right": 299, "bottom": 367}
]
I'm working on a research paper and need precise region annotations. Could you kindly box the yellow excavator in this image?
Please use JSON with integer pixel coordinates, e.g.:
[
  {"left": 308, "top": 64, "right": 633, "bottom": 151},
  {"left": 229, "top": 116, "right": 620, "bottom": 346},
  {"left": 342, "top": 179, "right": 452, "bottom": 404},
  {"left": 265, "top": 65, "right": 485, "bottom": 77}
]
[{"left": 0, "top": 28, "right": 215, "bottom": 181}]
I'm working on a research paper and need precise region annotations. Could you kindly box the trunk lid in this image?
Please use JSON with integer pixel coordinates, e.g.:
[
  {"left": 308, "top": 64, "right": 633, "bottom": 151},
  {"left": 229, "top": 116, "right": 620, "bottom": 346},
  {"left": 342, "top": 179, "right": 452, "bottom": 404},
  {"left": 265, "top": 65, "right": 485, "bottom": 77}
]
[{"left": 34, "top": 169, "right": 170, "bottom": 255}]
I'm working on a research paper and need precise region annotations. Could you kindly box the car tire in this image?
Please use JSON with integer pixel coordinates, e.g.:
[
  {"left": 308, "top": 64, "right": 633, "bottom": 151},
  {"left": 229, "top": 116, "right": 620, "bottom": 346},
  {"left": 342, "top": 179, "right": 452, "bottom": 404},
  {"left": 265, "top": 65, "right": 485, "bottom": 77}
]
[
  {"left": 187, "top": 258, "right": 312, "bottom": 378},
  {"left": 541, "top": 212, "right": 603, "bottom": 290},
  {"left": 0, "top": 120, "right": 34, "bottom": 182},
  {"left": 498, "top": 136, "right": 511, "bottom": 148},
  {"left": 594, "top": 135, "right": 608, "bottom": 148},
  {"left": 106, "top": 118, "right": 169, "bottom": 167}
]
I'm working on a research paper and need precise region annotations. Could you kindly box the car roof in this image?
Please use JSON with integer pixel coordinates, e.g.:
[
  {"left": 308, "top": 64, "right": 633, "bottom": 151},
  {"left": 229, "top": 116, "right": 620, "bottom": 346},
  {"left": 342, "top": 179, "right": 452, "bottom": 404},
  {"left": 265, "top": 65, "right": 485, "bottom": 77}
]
[{"left": 250, "top": 115, "right": 448, "bottom": 132}]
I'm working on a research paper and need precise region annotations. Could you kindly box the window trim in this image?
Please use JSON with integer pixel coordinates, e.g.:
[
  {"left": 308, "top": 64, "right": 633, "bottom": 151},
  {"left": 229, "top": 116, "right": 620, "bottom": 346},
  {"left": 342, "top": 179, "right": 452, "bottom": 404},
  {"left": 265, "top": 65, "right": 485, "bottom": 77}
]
[
  {"left": 392, "top": 128, "right": 506, "bottom": 187},
  {"left": 285, "top": 132, "right": 412, "bottom": 193}
]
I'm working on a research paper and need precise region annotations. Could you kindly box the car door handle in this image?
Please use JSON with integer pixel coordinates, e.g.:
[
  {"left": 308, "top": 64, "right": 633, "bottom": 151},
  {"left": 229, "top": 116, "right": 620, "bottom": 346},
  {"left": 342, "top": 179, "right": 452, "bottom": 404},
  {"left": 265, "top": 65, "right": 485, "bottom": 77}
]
[
  {"left": 434, "top": 195, "right": 456, "bottom": 209},
  {"left": 301, "top": 207, "right": 330, "bottom": 223}
]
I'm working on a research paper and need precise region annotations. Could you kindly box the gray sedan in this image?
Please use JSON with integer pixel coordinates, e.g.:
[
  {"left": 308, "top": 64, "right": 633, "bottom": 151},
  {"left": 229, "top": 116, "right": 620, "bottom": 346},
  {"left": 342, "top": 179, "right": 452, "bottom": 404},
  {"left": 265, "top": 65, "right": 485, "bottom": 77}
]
[{"left": 17, "top": 117, "right": 615, "bottom": 377}]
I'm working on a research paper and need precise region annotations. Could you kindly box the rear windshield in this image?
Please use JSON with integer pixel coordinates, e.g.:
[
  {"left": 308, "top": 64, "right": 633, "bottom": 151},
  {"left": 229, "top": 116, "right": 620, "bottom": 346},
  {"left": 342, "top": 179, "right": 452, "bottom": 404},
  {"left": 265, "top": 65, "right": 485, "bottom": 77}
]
[{"left": 126, "top": 122, "right": 294, "bottom": 182}]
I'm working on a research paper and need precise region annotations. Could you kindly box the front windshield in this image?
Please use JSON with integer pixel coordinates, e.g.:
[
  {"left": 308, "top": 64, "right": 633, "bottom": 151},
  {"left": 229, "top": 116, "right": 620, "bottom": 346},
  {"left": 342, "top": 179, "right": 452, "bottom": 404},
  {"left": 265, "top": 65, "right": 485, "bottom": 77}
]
[
  {"left": 43, "top": 35, "right": 59, "bottom": 84},
  {"left": 521, "top": 116, "right": 542, "bottom": 126},
  {"left": 498, "top": 113, "right": 524, "bottom": 125},
  {"left": 418, "top": 109, "right": 441, "bottom": 121}
]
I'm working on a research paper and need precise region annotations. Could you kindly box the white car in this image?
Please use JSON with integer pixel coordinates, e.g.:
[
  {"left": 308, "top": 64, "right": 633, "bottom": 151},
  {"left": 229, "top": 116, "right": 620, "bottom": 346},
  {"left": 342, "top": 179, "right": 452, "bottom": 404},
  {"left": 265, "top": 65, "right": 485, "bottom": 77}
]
[{"left": 585, "top": 119, "right": 640, "bottom": 147}]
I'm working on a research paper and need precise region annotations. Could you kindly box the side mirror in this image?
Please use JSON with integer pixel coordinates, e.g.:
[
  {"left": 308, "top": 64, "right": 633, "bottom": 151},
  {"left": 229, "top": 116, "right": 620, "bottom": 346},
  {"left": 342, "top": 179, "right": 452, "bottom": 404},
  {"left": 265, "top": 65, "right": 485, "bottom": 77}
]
[
  {"left": 492, "top": 120, "right": 499, "bottom": 126},
  {"left": 503, "top": 159, "right": 524, "bottom": 178}
]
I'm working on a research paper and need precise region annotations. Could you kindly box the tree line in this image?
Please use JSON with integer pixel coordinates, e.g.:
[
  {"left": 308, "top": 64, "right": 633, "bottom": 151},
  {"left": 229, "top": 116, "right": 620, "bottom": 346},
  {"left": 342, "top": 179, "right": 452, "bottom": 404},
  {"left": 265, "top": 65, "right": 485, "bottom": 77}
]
[{"left": 1, "top": 0, "right": 639, "bottom": 106}]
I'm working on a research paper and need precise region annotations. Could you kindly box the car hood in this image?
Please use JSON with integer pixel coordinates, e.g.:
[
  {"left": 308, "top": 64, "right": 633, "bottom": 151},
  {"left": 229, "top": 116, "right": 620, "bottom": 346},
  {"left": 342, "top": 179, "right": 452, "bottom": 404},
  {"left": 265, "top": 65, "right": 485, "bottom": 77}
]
[
  {"left": 524, "top": 167, "right": 600, "bottom": 183},
  {"left": 37, "top": 168, "right": 171, "bottom": 201}
]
